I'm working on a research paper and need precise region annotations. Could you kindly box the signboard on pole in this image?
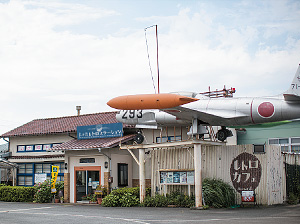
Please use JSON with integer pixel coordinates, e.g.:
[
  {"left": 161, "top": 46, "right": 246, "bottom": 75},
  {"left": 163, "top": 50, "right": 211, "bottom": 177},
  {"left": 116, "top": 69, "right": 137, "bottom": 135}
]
[
  {"left": 51, "top": 166, "right": 59, "bottom": 194},
  {"left": 77, "top": 123, "right": 123, "bottom": 140}
]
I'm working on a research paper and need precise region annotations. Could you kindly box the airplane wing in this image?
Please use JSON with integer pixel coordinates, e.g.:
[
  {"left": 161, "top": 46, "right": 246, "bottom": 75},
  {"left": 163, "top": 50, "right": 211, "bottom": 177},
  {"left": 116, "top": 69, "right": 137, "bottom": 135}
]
[
  {"left": 162, "top": 105, "right": 248, "bottom": 126},
  {"left": 283, "top": 94, "right": 300, "bottom": 102}
]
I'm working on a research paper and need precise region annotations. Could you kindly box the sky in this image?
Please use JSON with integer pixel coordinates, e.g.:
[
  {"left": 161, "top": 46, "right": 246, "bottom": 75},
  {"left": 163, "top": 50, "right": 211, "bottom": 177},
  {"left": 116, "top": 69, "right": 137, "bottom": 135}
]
[{"left": 0, "top": 0, "right": 300, "bottom": 141}]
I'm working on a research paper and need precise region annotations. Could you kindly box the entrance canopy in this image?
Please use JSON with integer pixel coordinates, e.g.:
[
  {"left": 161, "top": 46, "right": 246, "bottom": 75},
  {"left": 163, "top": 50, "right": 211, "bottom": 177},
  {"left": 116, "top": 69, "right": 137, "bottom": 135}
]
[{"left": 50, "top": 134, "right": 136, "bottom": 151}]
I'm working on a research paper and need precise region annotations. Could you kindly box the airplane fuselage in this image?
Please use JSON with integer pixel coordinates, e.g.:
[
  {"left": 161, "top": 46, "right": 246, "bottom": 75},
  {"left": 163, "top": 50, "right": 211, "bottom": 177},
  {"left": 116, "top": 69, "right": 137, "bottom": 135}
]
[
  {"left": 116, "top": 96, "right": 300, "bottom": 128},
  {"left": 179, "top": 96, "right": 300, "bottom": 126}
]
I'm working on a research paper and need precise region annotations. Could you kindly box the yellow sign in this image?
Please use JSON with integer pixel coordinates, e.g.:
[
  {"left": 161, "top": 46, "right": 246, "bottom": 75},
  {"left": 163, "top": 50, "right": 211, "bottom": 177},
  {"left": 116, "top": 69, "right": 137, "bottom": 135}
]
[{"left": 51, "top": 165, "right": 59, "bottom": 194}]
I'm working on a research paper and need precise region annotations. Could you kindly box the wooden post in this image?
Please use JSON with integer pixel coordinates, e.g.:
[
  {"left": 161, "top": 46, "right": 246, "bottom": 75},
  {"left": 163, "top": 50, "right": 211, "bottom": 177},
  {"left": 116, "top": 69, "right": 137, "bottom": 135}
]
[
  {"left": 139, "top": 148, "right": 146, "bottom": 203},
  {"left": 194, "top": 143, "right": 203, "bottom": 208}
]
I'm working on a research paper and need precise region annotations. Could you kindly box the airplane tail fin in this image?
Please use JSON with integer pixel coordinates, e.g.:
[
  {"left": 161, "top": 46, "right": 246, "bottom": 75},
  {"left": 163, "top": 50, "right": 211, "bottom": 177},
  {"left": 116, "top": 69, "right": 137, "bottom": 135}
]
[{"left": 283, "top": 64, "right": 300, "bottom": 102}]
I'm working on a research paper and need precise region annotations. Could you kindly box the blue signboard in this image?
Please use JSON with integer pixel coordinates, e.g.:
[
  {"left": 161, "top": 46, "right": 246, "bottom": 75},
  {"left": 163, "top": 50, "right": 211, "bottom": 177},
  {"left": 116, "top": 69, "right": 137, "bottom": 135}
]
[{"left": 77, "top": 123, "right": 123, "bottom": 140}]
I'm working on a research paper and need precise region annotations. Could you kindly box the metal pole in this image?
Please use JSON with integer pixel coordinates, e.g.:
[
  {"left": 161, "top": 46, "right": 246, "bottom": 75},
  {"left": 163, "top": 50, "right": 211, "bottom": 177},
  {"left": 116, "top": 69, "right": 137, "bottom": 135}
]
[
  {"left": 155, "top": 25, "right": 160, "bottom": 94},
  {"left": 139, "top": 148, "right": 146, "bottom": 203},
  {"left": 13, "top": 168, "right": 15, "bottom": 186},
  {"left": 194, "top": 143, "right": 203, "bottom": 208}
]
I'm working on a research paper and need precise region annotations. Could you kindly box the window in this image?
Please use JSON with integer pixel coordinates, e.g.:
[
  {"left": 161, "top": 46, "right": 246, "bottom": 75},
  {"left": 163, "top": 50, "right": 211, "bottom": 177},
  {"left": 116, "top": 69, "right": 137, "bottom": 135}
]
[
  {"left": 253, "top": 144, "right": 265, "bottom": 154},
  {"left": 17, "top": 143, "right": 62, "bottom": 152},
  {"left": 18, "top": 176, "right": 33, "bottom": 186},
  {"left": 80, "top": 158, "right": 95, "bottom": 163},
  {"left": 118, "top": 163, "right": 128, "bottom": 187},
  {"left": 18, "top": 164, "right": 33, "bottom": 174},
  {"left": 17, "top": 163, "right": 64, "bottom": 186},
  {"left": 269, "top": 137, "right": 300, "bottom": 153},
  {"left": 156, "top": 136, "right": 182, "bottom": 143}
]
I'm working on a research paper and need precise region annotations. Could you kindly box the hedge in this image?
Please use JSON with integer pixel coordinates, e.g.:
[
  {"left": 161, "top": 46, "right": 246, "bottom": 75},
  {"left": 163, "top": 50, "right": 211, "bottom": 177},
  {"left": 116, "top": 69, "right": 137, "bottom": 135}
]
[
  {"left": 0, "top": 186, "right": 35, "bottom": 202},
  {"left": 102, "top": 187, "right": 151, "bottom": 207}
]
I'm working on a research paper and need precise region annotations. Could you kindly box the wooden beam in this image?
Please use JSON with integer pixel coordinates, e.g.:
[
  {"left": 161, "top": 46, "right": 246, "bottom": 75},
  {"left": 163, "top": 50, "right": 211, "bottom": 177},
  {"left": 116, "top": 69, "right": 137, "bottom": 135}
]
[
  {"left": 120, "top": 139, "right": 225, "bottom": 150},
  {"left": 126, "top": 148, "right": 140, "bottom": 166}
]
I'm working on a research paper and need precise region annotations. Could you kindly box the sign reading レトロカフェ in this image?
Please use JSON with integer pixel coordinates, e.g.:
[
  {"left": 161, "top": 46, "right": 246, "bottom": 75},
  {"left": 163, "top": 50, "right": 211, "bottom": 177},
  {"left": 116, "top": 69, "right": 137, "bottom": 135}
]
[{"left": 230, "top": 152, "right": 262, "bottom": 193}]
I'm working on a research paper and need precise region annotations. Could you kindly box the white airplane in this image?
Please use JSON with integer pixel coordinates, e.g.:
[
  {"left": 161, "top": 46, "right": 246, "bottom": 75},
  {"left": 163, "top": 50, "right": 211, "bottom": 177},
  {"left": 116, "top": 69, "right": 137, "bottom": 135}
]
[{"left": 108, "top": 64, "right": 300, "bottom": 141}]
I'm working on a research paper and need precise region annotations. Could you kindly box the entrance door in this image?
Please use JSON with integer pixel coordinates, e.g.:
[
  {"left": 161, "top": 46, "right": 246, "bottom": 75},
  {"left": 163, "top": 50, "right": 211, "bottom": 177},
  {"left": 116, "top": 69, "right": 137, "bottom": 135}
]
[{"left": 74, "top": 166, "right": 101, "bottom": 202}]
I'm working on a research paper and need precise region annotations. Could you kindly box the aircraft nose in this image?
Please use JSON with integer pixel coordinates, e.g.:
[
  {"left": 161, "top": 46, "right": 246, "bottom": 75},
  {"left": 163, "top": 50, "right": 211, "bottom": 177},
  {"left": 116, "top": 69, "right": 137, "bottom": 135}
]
[{"left": 107, "top": 96, "right": 125, "bottom": 109}]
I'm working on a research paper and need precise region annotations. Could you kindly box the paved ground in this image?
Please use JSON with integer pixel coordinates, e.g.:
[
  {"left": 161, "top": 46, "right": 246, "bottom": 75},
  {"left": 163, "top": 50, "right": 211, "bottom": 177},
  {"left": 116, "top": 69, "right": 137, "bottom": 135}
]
[{"left": 0, "top": 202, "right": 299, "bottom": 224}]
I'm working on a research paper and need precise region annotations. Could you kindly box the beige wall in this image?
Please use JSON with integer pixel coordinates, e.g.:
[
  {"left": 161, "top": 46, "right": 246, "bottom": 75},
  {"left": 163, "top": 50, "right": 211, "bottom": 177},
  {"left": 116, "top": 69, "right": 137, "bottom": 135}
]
[
  {"left": 111, "top": 154, "right": 132, "bottom": 189},
  {"left": 151, "top": 144, "right": 284, "bottom": 205},
  {"left": 66, "top": 147, "right": 135, "bottom": 203},
  {"left": 9, "top": 134, "right": 70, "bottom": 158},
  {"left": 67, "top": 150, "right": 108, "bottom": 203}
]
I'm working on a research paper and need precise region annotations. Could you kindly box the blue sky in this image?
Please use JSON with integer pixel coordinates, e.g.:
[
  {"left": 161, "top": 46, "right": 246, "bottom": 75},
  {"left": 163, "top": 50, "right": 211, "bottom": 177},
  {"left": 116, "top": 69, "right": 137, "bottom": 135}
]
[{"left": 0, "top": 0, "right": 300, "bottom": 141}]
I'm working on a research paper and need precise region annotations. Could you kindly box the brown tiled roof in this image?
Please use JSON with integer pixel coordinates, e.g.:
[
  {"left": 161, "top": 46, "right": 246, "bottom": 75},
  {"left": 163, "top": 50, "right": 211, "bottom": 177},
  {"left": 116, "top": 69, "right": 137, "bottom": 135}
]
[
  {"left": 51, "top": 134, "right": 135, "bottom": 150},
  {"left": 1, "top": 112, "right": 132, "bottom": 137}
]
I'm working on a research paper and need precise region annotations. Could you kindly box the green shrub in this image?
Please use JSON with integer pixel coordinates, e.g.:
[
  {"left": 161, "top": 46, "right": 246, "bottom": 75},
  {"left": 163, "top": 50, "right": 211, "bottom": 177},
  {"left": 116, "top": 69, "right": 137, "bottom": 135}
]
[
  {"left": 144, "top": 179, "right": 234, "bottom": 208},
  {"left": 109, "top": 187, "right": 139, "bottom": 197},
  {"left": 33, "top": 180, "right": 51, "bottom": 203},
  {"left": 202, "top": 178, "right": 235, "bottom": 208},
  {"left": 288, "top": 192, "right": 299, "bottom": 205},
  {"left": 102, "top": 194, "right": 121, "bottom": 207},
  {"left": 143, "top": 193, "right": 169, "bottom": 207},
  {"left": 119, "top": 193, "right": 140, "bottom": 207},
  {"left": 102, "top": 187, "right": 150, "bottom": 207},
  {"left": 55, "top": 181, "right": 64, "bottom": 193},
  {"left": 0, "top": 186, "right": 34, "bottom": 202},
  {"left": 143, "top": 191, "right": 194, "bottom": 208},
  {"left": 33, "top": 180, "right": 64, "bottom": 203}
]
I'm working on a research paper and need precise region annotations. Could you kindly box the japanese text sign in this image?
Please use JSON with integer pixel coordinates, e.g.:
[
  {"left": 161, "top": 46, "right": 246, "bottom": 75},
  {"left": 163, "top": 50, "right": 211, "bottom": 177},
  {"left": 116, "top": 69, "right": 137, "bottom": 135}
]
[
  {"left": 230, "top": 152, "right": 262, "bottom": 193},
  {"left": 51, "top": 166, "right": 59, "bottom": 194},
  {"left": 77, "top": 123, "right": 123, "bottom": 140}
]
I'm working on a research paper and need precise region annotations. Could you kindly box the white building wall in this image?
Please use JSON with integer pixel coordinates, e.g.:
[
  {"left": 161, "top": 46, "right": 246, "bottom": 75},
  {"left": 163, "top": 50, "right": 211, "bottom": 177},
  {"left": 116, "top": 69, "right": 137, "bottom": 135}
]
[
  {"left": 9, "top": 134, "right": 70, "bottom": 158},
  {"left": 66, "top": 147, "right": 134, "bottom": 203}
]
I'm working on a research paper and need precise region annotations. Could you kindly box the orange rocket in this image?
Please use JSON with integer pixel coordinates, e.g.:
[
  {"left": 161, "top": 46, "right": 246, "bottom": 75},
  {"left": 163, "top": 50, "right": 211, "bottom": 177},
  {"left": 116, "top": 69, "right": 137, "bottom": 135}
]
[{"left": 107, "top": 93, "right": 199, "bottom": 110}]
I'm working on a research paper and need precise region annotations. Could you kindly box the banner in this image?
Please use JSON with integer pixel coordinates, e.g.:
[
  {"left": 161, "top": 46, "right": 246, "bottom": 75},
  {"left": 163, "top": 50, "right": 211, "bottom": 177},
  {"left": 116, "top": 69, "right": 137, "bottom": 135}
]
[{"left": 51, "top": 165, "right": 59, "bottom": 194}]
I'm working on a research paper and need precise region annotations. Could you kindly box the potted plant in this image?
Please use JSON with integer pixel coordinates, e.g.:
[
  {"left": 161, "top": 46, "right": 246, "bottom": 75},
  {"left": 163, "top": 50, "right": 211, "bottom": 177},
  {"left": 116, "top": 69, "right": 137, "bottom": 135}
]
[
  {"left": 81, "top": 195, "right": 89, "bottom": 202},
  {"left": 95, "top": 185, "right": 107, "bottom": 205},
  {"left": 54, "top": 195, "right": 60, "bottom": 203},
  {"left": 87, "top": 193, "right": 97, "bottom": 204}
]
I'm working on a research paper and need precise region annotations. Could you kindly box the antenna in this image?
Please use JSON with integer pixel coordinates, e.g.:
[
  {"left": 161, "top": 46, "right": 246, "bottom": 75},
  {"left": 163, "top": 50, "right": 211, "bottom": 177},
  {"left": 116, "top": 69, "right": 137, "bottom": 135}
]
[
  {"left": 155, "top": 25, "right": 160, "bottom": 94},
  {"left": 145, "top": 25, "right": 160, "bottom": 94}
]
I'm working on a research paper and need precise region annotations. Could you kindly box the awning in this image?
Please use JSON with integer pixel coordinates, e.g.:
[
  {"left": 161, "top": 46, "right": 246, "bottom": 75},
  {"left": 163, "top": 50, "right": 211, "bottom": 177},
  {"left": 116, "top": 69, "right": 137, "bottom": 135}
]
[
  {"left": 50, "top": 134, "right": 136, "bottom": 151},
  {"left": 0, "top": 158, "right": 18, "bottom": 168}
]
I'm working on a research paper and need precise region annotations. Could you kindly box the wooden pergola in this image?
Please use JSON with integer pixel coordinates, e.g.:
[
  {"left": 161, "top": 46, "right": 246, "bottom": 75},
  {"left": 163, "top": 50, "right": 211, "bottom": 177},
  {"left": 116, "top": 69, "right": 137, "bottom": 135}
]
[
  {"left": 120, "top": 139, "right": 224, "bottom": 208},
  {"left": 0, "top": 158, "right": 18, "bottom": 186}
]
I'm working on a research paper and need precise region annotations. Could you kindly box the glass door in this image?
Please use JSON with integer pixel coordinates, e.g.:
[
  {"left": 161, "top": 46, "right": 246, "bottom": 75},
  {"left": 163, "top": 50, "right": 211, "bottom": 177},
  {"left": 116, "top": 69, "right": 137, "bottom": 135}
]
[
  {"left": 87, "top": 171, "right": 99, "bottom": 197},
  {"left": 76, "top": 170, "right": 86, "bottom": 201},
  {"left": 75, "top": 166, "right": 101, "bottom": 202}
]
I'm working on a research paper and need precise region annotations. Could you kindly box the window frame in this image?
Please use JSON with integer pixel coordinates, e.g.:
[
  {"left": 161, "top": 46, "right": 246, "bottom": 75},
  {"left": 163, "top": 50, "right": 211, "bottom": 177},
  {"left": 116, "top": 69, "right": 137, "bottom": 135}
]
[
  {"left": 17, "top": 162, "right": 64, "bottom": 186},
  {"left": 117, "top": 163, "right": 128, "bottom": 187},
  {"left": 17, "top": 143, "right": 62, "bottom": 153},
  {"left": 156, "top": 135, "right": 182, "bottom": 143},
  {"left": 268, "top": 137, "right": 300, "bottom": 153}
]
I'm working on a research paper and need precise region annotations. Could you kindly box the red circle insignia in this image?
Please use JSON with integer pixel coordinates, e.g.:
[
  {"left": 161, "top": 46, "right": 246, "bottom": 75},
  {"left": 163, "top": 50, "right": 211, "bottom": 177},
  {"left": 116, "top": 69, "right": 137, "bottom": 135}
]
[{"left": 257, "top": 102, "right": 275, "bottom": 118}]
